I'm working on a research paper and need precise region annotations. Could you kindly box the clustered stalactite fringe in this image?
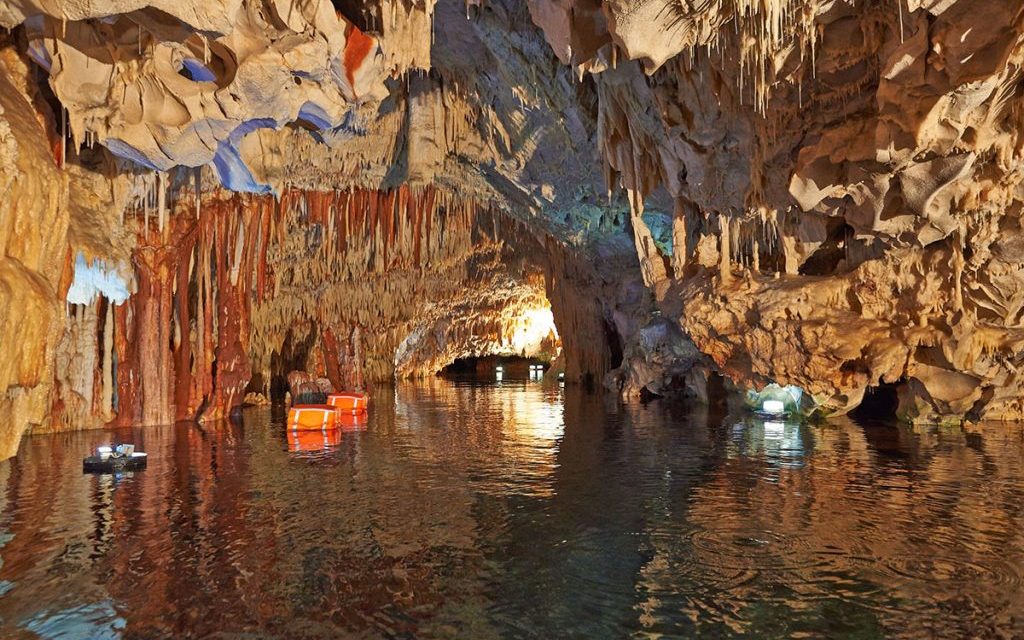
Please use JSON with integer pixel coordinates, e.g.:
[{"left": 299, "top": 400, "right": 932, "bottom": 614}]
[
  {"left": 554, "top": 0, "right": 1024, "bottom": 421},
  {"left": 106, "top": 193, "right": 260, "bottom": 426},
  {"left": 250, "top": 186, "right": 567, "bottom": 386},
  {"left": 47, "top": 182, "right": 582, "bottom": 429}
]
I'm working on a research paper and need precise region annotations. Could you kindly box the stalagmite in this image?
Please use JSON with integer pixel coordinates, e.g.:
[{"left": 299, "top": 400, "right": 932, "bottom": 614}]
[
  {"left": 101, "top": 299, "right": 114, "bottom": 420},
  {"left": 719, "top": 216, "right": 732, "bottom": 285}
]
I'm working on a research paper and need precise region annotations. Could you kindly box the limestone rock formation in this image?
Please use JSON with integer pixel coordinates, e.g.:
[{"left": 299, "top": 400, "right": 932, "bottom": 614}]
[
  {"left": 543, "top": 0, "right": 1024, "bottom": 422},
  {"left": 0, "top": 48, "right": 68, "bottom": 459},
  {"left": 0, "top": 0, "right": 1023, "bottom": 457}
]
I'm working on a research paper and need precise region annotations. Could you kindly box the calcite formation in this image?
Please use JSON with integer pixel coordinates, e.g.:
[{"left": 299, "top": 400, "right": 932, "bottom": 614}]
[
  {"left": 0, "top": 0, "right": 1023, "bottom": 456},
  {"left": 533, "top": 0, "right": 1024, "bottom": 422},
  {"left": 0, "top": 48, "right": 69, "bottom": 459}
]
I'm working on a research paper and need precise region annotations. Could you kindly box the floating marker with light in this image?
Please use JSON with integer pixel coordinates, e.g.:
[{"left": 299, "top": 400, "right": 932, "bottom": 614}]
[{"left": 746, "top": 383, "right": 804, "bottom": 417}]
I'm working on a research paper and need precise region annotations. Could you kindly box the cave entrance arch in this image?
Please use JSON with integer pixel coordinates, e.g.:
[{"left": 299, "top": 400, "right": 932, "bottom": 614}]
[
  {"left": 850, "top": 381, "right": 902, "bottom": 423},
  {"left": 441, "top": 355, "right": 553, "bottom": 380}
]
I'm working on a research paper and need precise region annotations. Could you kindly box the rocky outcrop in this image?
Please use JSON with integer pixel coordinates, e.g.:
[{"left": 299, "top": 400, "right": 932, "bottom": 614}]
[
  {"left": 541, "top": 0, "right": 1024, "bottom": 422},
  {"left": 19, "top": 0, "right": 387, "bottom": 187}
]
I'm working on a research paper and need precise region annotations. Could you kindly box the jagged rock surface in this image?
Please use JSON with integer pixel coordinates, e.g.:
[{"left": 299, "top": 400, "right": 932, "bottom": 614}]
[
  {"left": 540, "top": 0, "right": 1024, "bottom": 421},
  {"left": 0, "top": 49, "right": 68, "bottom": 458}
]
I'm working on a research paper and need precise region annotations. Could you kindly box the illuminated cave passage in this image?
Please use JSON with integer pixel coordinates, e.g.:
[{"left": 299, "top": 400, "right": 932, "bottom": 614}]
[
  {"left": 2, "top": 0, "right": 1024, "bottom": 636},
  {"left": 440, "top": 355, "right": 555, "bottom": 379}
]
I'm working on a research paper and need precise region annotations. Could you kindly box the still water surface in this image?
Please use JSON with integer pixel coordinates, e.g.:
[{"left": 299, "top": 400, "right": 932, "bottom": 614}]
[{"left": 0, "top": 377, "right": 1022, "bottom": 638}]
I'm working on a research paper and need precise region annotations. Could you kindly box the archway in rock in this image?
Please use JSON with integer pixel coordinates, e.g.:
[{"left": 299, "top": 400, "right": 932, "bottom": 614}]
[
  {"left": 44, "top": 182, "right": 618, "bottom": 437},
  {"left": 440, "top": 355, "right": 555, "bottom": 381}
]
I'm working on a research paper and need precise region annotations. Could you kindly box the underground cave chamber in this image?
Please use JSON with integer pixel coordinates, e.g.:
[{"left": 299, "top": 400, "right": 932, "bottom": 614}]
[{"left": 1, "top": 0, "right": 1024, "bottom": 636}]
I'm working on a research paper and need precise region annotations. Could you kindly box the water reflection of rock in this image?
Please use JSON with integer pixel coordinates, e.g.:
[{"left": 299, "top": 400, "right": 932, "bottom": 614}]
[
  {"left": 487, "top": 392, "right": 724, "bottom": 635},
  {"left": 0, "top": 421, "right": 255, "bottom": 637},
  {"left": 642, "top": 418, "right": 1024, "bottom": 637},
  {"left": 0, "top": 386, "right": 1022, "bottom": 638}
]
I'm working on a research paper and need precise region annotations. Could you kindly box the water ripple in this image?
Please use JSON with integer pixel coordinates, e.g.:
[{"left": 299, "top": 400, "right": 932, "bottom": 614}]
[{"left": 0, "top": 381, "right": 1021, "bottom": 638}]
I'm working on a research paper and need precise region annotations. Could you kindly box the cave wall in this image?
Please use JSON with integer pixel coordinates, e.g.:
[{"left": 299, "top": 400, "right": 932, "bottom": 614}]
[
  {"left": 538, "top": 0, "right": 1024, "bottom": 422},
  {"left": 0, "top": 49, "right": 69, "bottom": 458},
  {"left": 1, "top": 0, "right": 1022, "bottom": 460},
  {"left": 0, "top": 0, "right": 651, "bottom": 458},
  {"left": 38, "top": 183, "right": 579, "bottom": 434}
]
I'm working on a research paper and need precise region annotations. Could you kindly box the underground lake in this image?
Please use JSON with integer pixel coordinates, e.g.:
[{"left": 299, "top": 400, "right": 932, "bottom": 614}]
[{"left": 0, "top": 376, "right": 1022, "bottom": 638}]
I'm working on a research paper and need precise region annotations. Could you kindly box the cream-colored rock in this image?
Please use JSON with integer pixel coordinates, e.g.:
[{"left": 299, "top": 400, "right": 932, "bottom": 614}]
[
  {"left": 539, "top": 0, "right": 1024, "bottom": 421},
  {"left": 0, "top": 49, "right": 69, "bottom": 457},
  {"left": 23, "top": 0, "right": 387, "bottom": 179}
]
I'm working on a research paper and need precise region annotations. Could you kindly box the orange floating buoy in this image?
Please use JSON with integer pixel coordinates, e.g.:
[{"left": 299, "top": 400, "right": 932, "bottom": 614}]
[
  {"left": 326, "top": 392, "right": 369, "bottom": 414},
  {"left": 287, "top": 428, "right": 342, "bottom": 452},
  {"left": 287, "top": 404, "right": 339, "bottom": 430}
]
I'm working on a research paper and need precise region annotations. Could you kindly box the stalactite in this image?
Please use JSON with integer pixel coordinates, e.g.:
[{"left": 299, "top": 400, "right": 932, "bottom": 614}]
[
  {"left": 59, "top": 106, "right": 65, "bottom": 169},
  {"left": 953, "top": 229, "right": 965, "bottom": 313},
  {"left": 194, "top": 167, "right": 201, "bottom": 219},
  {"left": 157, "top": 171, "right": 166, "bottom": 235}
]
